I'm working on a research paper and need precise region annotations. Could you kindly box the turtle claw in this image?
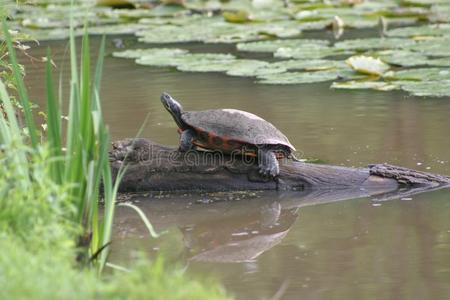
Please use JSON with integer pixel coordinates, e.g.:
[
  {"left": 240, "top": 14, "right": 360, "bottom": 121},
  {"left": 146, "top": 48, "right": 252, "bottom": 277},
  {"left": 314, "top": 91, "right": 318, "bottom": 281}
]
[{"left": 258, "top": 156, "right": 279, "bottom": 178}]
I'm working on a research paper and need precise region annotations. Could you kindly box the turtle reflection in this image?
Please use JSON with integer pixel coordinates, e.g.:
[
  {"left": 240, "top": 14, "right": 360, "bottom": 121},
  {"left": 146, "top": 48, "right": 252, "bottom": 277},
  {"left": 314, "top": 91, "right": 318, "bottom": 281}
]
[{"left": 181, "top": 202, "right": 299, "bottom": 263}]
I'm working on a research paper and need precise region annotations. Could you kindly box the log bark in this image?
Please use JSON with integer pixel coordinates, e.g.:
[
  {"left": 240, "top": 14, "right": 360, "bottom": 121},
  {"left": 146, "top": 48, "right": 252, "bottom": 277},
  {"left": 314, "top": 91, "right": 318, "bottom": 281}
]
[{"left": 110, "top": 138, "right": 450, "bottom": 195}]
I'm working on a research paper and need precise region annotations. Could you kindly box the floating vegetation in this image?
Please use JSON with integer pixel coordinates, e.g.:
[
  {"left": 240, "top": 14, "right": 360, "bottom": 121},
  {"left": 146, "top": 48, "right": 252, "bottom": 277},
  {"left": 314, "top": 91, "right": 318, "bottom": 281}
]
[
  {"left": 334, "top": 38, "right": 416, "bottom": 51},
  {"left": 331, "top": 81, "right": 398, "bottom": 91},
  {"left": 5, "top": 0, "right": 450, "bottom": 97},
  {"left": 387, "top": 24, "right": 450, "bottom": 37},
  {"left": 258, "top": 70, "right": 342, "bottom": 85},
  {"left": 236, "top": 39, "right": 329, "bottom": 53},
  {"left": 403, "top": 38, "right": 450, "bottom": 57},
  {"left": 274, "top": 46, "right": 350, "bottom": 60},
  {"left": 270, "top": 59, "right": 345, "bottom": 71},
  {"left": 377, "top": 50, "right": 450, "bottom": 67},
  {"left": 397, "top": 80, "right": 450, "bottom": 97},
  {"left": 384, "top": 68, "right": 450, "bottom": 82}
]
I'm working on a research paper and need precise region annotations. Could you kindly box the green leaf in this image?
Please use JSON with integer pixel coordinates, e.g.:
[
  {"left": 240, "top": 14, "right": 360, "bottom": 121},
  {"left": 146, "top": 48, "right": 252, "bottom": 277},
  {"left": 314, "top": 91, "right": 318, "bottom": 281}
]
[
  {"left": 398, "top": 80, "right": 450, "bottom": 97},
  {"left": 270, "top": 59, "right": 345, "bottom": 71},
  {"left": 113, "top": 48, "right": 188, "bottom": 59},
  {"left": 274, "top": 45, "right": 348, "bottom": 59},
  {"left": 387, "top": 24, "right": 450, "bottom": 37},
  {"left": 45, "top": 48, "right": 63, "bottom": 184},
  {"left": 236, "top": 39, "right": 329, "bottom": 53},
  {"left": 335, "top": 38, "right": 416, "bottom": 51},
  {"left": 2, "top": 20, "right": 39, "bottom": 148},
  {"left": 404, "top": 38, "right": 450, "bottom": 57},
  {"left": 258, "top": 70, "right": 340, "bottom": 84},
  {"left": 384, "top": 68, "right": 450, "bottom": 81},
  {"left": 331, "top": 80, "right": 398, "bottom": 91}
]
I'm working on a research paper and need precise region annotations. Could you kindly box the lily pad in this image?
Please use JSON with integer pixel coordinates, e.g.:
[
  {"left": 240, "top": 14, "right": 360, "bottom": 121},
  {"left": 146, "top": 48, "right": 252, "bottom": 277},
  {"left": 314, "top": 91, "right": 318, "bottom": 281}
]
[
  {"left": 137, "top": 53, "right": 236, "bottom": 68},
  {"left": 376, "top": 50, "right": 430, "bottom": 67},
  {"left": 398, "top": 80, "right": 450, "bottom": 97},
  {"left": 236, "top": 39, "right": 329, "bottom": 53},
  {"left": 225, "top": 60, "right": 284, "bottom": 77},
  {"left": 404, "top": 38, "right": 450, "bottom": 57},
  {"left": 270, "top": 59, "right": 346, "bottom": 71},
  {"left": 331, "top": 80, "right": 398, "bottom": 91},
  {"left": 387, "top": 24, "right": 450, "bottom": 38},
  {"left": 176, "top": 61, "right": 234, "bottom": 73},
  {"left": 145, "top": 4, "right": 188, "bottom": 17},
  {"left": 384, "top": 68, "right": 450, "bottom": 81},
  {"left": 377, "top": 50, "right": 450, "bottom": 67},
  {"left": 274, "top": 46, "right": 349, "bottom": 59},
  {"left": 113, "top": 48, "right": 189, "bottom": 59},
  {"left": 402, "top": 0, "right": 449, "bottom": 5},
  {"left": 346, "top": 55, "right": 390, "bottom": 76},
  {"left": 257, "top": 70, "right": 340, "bottom": 85},
  {"left": 334, "top": 38, "right": 416, "bottom": 51}
]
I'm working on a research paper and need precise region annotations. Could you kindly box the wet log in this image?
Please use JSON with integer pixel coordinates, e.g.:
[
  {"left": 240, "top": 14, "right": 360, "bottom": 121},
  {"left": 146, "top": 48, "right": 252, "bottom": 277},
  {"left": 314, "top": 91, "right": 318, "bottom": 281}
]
[{"left": 110, "top": 138, "right": 450, "bottom": 194}]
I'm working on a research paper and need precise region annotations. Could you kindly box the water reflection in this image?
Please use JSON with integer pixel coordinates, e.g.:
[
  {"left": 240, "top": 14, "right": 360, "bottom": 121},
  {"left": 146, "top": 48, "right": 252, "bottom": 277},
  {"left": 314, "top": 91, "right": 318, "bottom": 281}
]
[
  {"left": 183, "top": 201, "right": 298, "bottom": 263},
  {"left": 109, "top": 187, "right": 450, "bottom": 299}
]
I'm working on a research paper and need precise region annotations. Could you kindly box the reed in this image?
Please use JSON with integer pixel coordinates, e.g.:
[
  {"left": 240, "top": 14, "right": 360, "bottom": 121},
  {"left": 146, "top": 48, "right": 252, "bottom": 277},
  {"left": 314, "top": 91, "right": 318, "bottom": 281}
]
[{"left": 1, "top": 20, "right": 123, "bottom": 272}]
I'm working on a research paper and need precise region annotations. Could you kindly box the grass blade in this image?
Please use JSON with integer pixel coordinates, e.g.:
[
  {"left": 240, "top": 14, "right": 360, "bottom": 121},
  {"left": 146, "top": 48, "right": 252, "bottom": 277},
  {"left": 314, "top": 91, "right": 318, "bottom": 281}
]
[
  {"left": 45, "top": 48, "right": 63, "bottom": 184},
  {"left": 2, "top": 20, "right": 38, "bottom": 148},
  {"left": 118, "top": 202, "right": 162, "bottom": 239}
]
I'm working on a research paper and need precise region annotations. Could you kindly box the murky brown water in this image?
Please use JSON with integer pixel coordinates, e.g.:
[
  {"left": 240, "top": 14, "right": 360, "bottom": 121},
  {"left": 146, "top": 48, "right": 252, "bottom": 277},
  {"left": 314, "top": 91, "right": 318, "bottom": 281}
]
[{"left": 23, "top": 34, "right": 450, "bottom": 299}]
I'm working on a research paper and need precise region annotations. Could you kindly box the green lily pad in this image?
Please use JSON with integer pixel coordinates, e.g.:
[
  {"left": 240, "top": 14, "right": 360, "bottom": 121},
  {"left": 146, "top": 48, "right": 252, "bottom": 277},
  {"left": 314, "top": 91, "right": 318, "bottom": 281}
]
[
  {"left": 137, "top": 24, "right": 206, "bottom": 43},
  {"left": 430, "top": 5, "right": 450, "bottom": 23},
  {"left": 88, "top": 23, "right": 147, "bottom": 35},
  {"left": 334, "top": 38, "right": 416, "bottom": 51},
  {"left": 257, "top": 70, "right": 340, "bottom": 85},
  {"left": 402, "top": 0, "right": 449, "bottom": 5},
  {"left": 404, "top": 38, "right": 450, "bottom": 57},
  {"left": 137, "top": 53, "right": 236, "bottom": 68},
  {"left": 145, "top": 4, "right": 188, "bottom": 17},
  {"left": 376, "top": 50, "right": 430, "bottom": 67},
  {"left": 384, "top": 68, "right": 450, "bottom": 81},
  {"left": 176, "top": 61, "right": 233, "bottom": 73},
  {"left": 274, "top": 45, "right": 350, "bottom": 59},
  {"left": 236, "top": 39, "right": 329, "bottom": 53},
  {"left": 398, "top": 80, "right": 450, "bottom": 97},
  {"left": 112, "top": 48, "right": 189, "bottom": 59},
  {"left": 331, "top": 80, "right": 398, "bottom": 91},
  {"left": 346, "top": 55, "right": 390, "bottom": 76},
  {"left": 270, "top": 59, "right": 346, "bottom": 71},
  {"left": 225, "top": 60, "right": 285, "bottom": 77},
  {"left": 377, "top": 50, "right": 450, "bottom": 67},
  {"left": 387, "top": 24, "right": 450, "bottom": 38}
]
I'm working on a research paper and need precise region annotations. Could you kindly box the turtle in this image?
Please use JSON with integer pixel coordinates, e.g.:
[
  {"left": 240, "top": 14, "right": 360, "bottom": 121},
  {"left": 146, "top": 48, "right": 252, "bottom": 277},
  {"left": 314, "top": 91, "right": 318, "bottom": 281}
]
[{"left": 160, "top": 92, "right": 298, "bottom": 177}]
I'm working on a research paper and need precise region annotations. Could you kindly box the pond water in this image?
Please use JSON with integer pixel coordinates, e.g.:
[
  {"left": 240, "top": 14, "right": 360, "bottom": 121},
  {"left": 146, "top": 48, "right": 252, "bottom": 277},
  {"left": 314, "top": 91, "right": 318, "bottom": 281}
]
[{"left": 24, "top": 33, "right": 450, "bottom": 299}]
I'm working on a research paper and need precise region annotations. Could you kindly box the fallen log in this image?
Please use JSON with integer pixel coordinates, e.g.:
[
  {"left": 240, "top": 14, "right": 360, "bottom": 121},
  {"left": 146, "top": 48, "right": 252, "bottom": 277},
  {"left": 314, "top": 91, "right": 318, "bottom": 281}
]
[{"left": 110, "top": 138, "right": 450, "bottom": 194}]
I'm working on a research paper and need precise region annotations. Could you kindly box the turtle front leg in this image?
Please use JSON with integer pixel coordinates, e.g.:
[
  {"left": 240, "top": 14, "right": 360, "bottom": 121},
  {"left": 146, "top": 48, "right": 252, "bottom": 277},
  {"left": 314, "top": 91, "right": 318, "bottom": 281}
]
[
  {"left": 179, "top": 129, "right": 196, "bottom": 152},
  {"left": 258, "top": 148, "right": 280, "bottom": 177}
]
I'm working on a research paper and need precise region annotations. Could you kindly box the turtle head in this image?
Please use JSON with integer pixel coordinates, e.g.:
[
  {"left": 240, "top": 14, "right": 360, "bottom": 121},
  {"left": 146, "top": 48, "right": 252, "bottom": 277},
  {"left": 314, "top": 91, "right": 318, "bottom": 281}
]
[{"left": 161, "top": 92, "right": 185, "bottom": 129}]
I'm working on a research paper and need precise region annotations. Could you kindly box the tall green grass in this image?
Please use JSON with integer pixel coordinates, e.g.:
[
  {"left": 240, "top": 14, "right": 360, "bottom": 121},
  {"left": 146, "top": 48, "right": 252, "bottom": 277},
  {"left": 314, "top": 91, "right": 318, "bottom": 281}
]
[
  {"left": 0, "top": 18, "right": 230, "bottom": 300},
  {"left": 1, "top": 20, "right": 122, "bottom": 271}
]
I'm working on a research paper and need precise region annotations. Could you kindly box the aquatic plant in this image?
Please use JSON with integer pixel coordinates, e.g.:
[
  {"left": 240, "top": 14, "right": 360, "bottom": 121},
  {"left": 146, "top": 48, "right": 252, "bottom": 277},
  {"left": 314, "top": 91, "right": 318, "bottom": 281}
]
[
  {"left": 0, "top": 19, "right": 230, "bottom": 300},
  {"left": 2, "top": 19, "right": 121, "bottom": 270},
  {"left": 4, "top": 0, "right": 450, "bottom": 96}
]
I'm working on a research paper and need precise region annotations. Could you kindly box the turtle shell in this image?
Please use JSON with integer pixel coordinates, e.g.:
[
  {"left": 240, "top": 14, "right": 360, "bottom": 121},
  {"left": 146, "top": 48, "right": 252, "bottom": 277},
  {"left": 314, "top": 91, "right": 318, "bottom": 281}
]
[{"left": 181, "top": 109, "right": 296, "bottom": 154}]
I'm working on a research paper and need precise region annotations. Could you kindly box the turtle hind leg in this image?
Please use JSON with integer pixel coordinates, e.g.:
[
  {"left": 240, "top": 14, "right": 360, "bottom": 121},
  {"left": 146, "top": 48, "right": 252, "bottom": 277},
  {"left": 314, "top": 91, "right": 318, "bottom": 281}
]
[
  {"left": 179, "top": 129, "right": 196, "bottom": 152},
  {"left": 258, "top": 148, "right": 280, "bottom": 178}
]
